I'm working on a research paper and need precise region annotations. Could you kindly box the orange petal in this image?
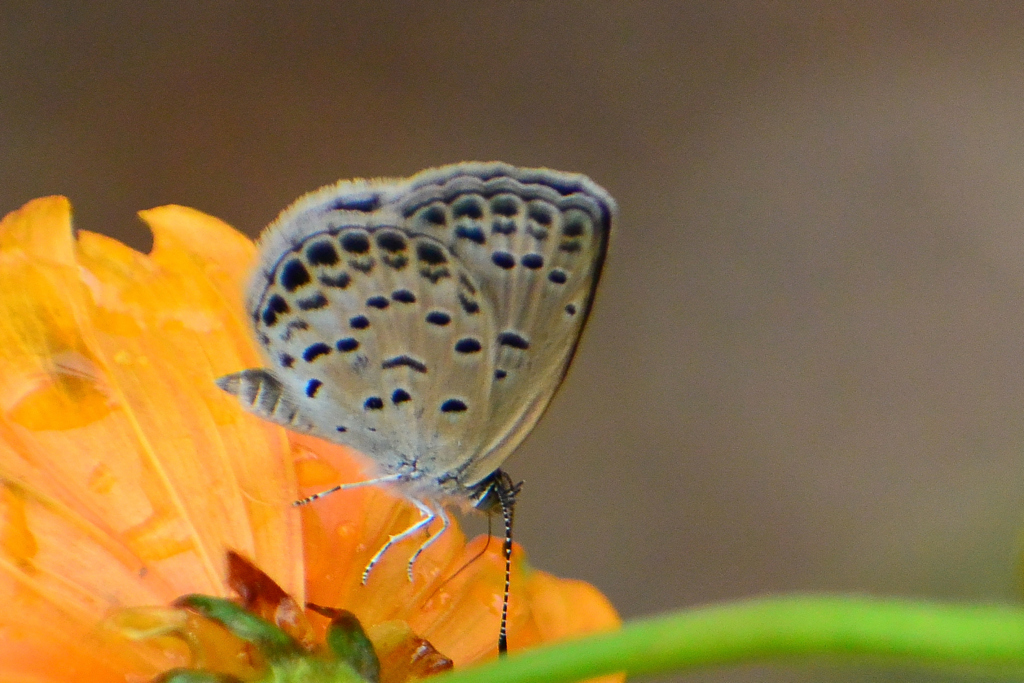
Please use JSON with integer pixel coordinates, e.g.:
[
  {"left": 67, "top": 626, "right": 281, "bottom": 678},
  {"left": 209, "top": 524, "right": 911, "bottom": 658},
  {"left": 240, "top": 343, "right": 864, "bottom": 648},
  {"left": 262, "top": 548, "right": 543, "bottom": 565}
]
[
  {"left": 0, "top": 196, "right": 621, "bottom": 682},
  {"left": 0, "top": 197, "right": 301, "bottom": 680}
]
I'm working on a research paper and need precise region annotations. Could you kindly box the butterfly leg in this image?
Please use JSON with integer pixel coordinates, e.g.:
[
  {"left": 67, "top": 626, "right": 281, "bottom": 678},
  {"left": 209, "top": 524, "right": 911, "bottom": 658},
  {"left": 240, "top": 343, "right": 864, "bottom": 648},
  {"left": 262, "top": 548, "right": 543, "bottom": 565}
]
[
  {"left": 293, "top": 473, "right": 404, "bottom": 506},
  {"left": 406, "top": 504, "right": 450, "bottom": 581},
  {"left": 362, "top": 498, "right": 436, "bottom": 584}
]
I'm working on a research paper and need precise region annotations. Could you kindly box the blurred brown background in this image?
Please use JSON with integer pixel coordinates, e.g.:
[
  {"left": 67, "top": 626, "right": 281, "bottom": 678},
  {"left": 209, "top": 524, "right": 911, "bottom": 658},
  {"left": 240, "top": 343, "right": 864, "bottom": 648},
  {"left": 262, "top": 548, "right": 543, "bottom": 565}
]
[{"left": 4, "top": 2, "right": 1024, "bottom": 681}]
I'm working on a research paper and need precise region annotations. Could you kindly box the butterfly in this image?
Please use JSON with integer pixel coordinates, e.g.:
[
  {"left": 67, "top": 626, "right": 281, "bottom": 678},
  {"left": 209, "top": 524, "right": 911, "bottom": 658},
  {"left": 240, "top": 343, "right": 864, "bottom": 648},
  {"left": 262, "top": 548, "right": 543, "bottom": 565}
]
[{"left": 216, "top": 161, "right": 615, "bottom": 653}]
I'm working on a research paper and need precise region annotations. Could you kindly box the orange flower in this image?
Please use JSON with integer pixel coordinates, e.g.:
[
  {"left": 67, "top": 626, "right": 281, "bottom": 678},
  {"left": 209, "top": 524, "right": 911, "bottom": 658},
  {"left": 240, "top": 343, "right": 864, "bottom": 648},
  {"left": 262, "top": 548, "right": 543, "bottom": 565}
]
[{"left": 0, "top": 197, "right": 620, "bottom": 682}]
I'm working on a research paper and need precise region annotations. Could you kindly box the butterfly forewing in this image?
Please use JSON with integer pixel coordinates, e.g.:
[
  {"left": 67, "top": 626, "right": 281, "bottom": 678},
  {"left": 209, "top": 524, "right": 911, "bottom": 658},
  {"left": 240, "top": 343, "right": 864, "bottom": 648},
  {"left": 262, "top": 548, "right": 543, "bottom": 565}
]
[
  {"left": 243, "top": 219, "right": 497, "bottom": 479},
  {"left": 395, "top": 164, "right": 613, "bottom": 484}
]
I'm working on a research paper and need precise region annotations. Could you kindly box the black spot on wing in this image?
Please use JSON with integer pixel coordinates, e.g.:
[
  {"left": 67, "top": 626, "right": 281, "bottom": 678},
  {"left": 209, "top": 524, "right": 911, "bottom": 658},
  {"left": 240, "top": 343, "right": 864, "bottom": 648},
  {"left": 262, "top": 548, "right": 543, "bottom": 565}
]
[
  {"left": 303, "top": 343, "right": 332, "bottom": 362},
  {"left": 421, "top": 204, "right": 446, "bottom": 225},
  {"left": 415, "top": 239, "right": 452, "bottom": 283},
  {"left": 452, "top": 196, "right": 484, "bottom": 219},
  {"left": 527, "top": 223, "right": 549, "bottom": 240},
  {"left": 455, "top": 225, "right": 486, "bottom": 244},
  {"left": 538, "top": 176, "right": 584, "bottom": 196},
  {"left": 426, "top": 311, "right": 451, "bottom": 326},
  {"left": 521, "top": 253, "right": 544, "bottom": 269},
  {"left": 392, "top": 388, "right": 411, "bottom": 404},
  {"left": 306, "top": 241, "right": 339, "bottom": 266},
  {"left": 382, "top": 253, "right": 409, "bottom": 270},
  {"left": 548, "top": 269, "right": 568, "bottom": 284},
  {"left": 562, "top": 215, "right": 587, "bottom": 237},
  {"left": 382, "top": 355, "right": 428, "bottom": 373},
  {"left": 366, "top": 296, "right": 389, "bottom": 309},
  {"left": 279, "top": 353, "right": 295, "bottom": 368},
  {"left": 268, "top": 294, "right": 289, "bottom": 313},
  {"left": 349, "top": 257, "right": 374, "bottom": 274},
  {"left": 280, "top": 260, "right": 311, "bottom": 291},
  {"left": 455, "top": 338, "right": 482, "bottom": 353},
  {"left": 328, "top": 193, "right": 380, "bottom": 212},
  {"left": 364, "top": 397, "right": 384, "bottom": 410},
  {"left": 492, "top": 219, "right": 516, "bottom": 235},
  {"left": 416, "top": 241, "right": 447, "bottom": 265},
  {"left": 336, "top": 338, "right": 359, "bottom": 352},
  {"left": 341, "top": 232, "right": 371, "bottom": 254},
  {"left": 494, "top": 369, "right": 508, "bottom": 380},
  {"left": 392, "top": 289, "right": 416, "bottom": 303},
  {"left": 440, "top": 398, "right": 468, "bottom": 413},
  {"left": 297, "top": 292, "right": 328, "bottom": 310},
  {"left": 528, "top": 206, "right": 553, "bottom": 225},
  {"left": 497, "top": 332, "right": 530, "bottom": 350},
  {"left": 319, "top": 272, "right": 351, "bottom": 288},
  {"left": 491, "top": 251, "right": 515, "bottom": 269},
  {"left": 566, "top": 303, "right": 578, "bottom": 315},
  {"left": 281, "top": 320, "right": 309, "bottom": 341},
  {"left": 350, "top": 315, "right": 369, "bottom": 329},
  {"left": 491, "top": 196, "right": 519, "bottom": 216},
  {"left": 262, "top": 294, "right": 289, "bottom": 326},
  {"left": 458, "top": 292, "right": 480, "bottom": 314},
  {"left": 419, "top": 266, "right": 450, "bottom": 284},
  {"left": 376, "top": 231, "right": 408, "bottom": 253},
  {"left": 305, "top": 379, "right": 323, "bottom": 397}
]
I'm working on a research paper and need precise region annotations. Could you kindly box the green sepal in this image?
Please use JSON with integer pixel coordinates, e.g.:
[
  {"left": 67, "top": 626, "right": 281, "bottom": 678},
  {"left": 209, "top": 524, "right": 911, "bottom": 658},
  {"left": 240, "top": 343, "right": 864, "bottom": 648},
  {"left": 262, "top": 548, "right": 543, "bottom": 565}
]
[
  {"left": 314, "top": 607, "right": 381, "bottom": 683},
  {"left": 175, "top": 594, "right": 302, "bottom": 661}
]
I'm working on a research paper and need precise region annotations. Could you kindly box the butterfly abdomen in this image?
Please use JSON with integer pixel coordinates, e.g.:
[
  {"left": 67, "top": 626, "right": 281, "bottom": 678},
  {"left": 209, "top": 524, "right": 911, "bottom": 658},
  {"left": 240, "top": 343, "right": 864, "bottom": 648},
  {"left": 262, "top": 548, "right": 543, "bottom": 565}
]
[{"left": 216, "top": 368, "right": 313, "bottom": 432}]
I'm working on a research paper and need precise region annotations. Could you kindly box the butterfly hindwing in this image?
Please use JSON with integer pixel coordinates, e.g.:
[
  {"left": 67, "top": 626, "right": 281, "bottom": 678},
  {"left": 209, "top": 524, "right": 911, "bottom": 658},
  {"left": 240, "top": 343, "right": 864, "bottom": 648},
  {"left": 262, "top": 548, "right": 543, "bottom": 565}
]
[{"left": 239, "top": 218, "right": 497, "bottom": 477}]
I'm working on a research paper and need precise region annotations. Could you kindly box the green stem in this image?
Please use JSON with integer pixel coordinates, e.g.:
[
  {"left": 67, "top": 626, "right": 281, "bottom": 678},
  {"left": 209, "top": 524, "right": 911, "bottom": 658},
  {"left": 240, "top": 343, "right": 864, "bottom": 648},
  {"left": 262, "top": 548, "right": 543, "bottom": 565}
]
[{"left": 434, "top": 594, "right": 1024, "bottom": 683}]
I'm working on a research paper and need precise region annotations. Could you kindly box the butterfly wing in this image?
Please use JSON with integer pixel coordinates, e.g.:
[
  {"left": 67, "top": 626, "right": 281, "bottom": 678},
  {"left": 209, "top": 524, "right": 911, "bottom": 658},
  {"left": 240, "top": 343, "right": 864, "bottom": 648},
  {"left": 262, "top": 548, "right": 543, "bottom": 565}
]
[
  {"left": 220, "top": 207, "right": 498, "bottom": 483},
  {"left": 392, "top": 163, "right": 615, "bottom": 486},
  {"left": 219, "top": 163, "right": 614, "bottom": 494}
]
